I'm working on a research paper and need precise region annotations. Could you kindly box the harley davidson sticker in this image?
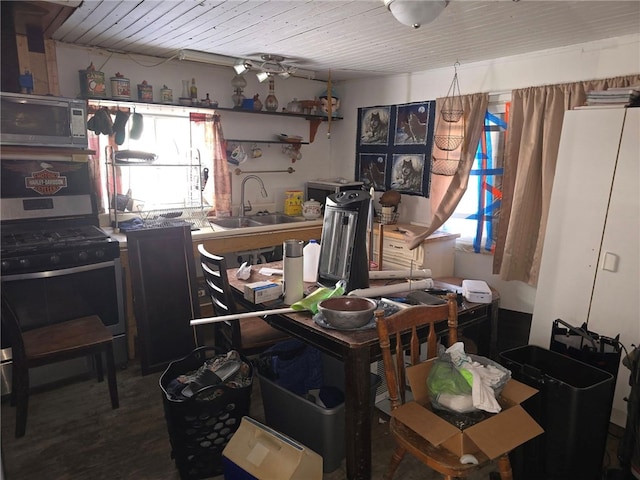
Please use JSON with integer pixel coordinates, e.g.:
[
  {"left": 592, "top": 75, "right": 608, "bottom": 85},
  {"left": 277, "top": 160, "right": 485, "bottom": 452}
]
[{"left": 25, "top": 168, "right": 68, "bottom": 195}]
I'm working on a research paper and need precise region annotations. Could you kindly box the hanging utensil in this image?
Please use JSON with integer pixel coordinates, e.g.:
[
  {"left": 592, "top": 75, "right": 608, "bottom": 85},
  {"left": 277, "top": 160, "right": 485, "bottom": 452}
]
[{"left": 200, "top": 167, "right": 209, "bottom": 191}]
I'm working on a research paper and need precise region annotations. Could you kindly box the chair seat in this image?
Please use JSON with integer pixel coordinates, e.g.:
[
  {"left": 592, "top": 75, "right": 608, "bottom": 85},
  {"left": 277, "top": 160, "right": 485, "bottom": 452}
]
[
  {"left": 239, "top": 317, "right": 290, "bottom": 351},
  {"left": 390, "top": 417, "right": 493, "bottom": 476},
  {"left": 23, "top": 315, "right": 113, "bottom": 364}
]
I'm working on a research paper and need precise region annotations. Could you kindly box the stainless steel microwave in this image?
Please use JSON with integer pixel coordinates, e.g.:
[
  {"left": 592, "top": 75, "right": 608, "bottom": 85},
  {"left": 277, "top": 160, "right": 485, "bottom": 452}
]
[
  {"left": 305, "top": 179, "right": 364, "bottom": 206},
  {"left": 0, "top": 92, "right": 88, "bottom": 148}
]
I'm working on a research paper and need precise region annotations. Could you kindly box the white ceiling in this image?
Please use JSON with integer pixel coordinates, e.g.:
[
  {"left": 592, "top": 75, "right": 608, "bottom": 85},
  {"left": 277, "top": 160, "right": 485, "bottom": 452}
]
[{"left": 50, "top": 0, "right": 640, "bottom": 81}]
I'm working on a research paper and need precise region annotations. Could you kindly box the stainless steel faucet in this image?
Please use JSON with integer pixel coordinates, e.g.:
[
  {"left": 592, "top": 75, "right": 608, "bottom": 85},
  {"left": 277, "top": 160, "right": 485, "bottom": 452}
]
[{"left": 240, "top": 175, "right": 268, "bottom": 217}]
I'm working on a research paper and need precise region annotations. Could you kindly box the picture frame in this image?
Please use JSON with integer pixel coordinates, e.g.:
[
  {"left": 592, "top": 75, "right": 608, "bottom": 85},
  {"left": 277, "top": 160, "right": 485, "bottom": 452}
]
[
  {"left": 357, "top": 153, "right": 387, "bottom": 190},
  {"left": 355, "top": 101, "right": 435, "bottom": 196}
]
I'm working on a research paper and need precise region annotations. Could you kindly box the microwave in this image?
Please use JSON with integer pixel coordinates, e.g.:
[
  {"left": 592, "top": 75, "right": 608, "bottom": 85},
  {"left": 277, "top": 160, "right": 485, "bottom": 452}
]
[
  {"left": 305, "top": 179, "right": 364, "bottom": 207},
  {"left": 0, "top": 92, "right": 88, "bottom": 148}
]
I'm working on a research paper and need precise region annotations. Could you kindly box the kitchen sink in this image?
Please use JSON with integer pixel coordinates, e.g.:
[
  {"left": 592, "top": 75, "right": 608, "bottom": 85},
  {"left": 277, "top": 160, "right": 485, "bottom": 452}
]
[
  {"left": 209, "top": 217, "right": 265, "bottom": 229},
  {"left": 251, "top": 213, "right": 306, "bottom": 225},
  {"left": 209, "top": 213, "right": 305, "bottom": 230}
]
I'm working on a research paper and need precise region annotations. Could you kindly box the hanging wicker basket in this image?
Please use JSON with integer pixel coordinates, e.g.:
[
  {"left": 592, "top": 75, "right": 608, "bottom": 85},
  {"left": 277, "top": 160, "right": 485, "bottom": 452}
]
[
  {"left": 434, "top": 134, "right": 464, "bottom": 151},
  {"left": 440, "top": 107, "right": 463, "bottom": 123},
  {"left": 431, "top": 157, "right": 461, "bottom": 176},
  {"left": 431, "top": 63, "right": 465, "bottom": 176}
]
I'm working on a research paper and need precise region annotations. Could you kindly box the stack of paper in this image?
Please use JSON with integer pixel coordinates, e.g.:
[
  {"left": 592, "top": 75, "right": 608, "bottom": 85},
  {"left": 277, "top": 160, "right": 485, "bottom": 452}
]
[{"left": 586, "top": 86, "right": 640, "bottom": 107}]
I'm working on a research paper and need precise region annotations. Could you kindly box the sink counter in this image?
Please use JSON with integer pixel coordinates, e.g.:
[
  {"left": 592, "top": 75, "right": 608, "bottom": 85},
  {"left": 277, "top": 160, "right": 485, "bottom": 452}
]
[{"left": 107, "top": 217, "right": 323, "bottom": 252}]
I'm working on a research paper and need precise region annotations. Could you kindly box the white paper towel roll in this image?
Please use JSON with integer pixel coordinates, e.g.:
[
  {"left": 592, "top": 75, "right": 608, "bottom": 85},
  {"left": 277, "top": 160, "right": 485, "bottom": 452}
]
[{"left": 347, "top": 278, "right": 434, "bottom": 297}]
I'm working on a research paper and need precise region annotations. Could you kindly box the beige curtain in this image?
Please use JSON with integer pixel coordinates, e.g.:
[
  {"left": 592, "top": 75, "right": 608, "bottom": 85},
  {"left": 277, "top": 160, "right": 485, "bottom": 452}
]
[
  {"left": 493, "top": 74, "right": 640, "bottom": 286},
  {"left": 190, "top": 113, "right": 232, "bottom": 216},
  {"left": 405, "top": 93, "right": 489, "bottom": 249}
]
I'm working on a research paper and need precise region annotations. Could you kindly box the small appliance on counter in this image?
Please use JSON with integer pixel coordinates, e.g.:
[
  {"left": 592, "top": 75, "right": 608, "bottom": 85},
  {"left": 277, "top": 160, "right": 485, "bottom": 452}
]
[
  {"left": 317, "top": 190, "right": 370, "bottom": 293},
  {"left": 305, "top": 179, "right": 364, "bottom": 208}
]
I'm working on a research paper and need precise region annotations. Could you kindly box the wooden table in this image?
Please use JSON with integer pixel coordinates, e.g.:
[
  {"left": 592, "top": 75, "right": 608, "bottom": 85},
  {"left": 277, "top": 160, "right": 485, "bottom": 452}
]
[{"left": 227, "top": 262, "right": 499, "bottom": 480}]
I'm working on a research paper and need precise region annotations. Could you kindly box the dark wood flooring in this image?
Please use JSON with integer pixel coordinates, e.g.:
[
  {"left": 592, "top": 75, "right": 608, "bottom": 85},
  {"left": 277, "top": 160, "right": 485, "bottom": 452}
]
[{"left": 0, "top": 309, "right": 625, "bottom": 480}]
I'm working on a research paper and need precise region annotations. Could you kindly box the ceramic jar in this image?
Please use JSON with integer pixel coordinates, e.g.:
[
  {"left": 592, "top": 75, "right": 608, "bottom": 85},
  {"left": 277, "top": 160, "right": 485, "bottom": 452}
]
[{"left": 302, "top": 199, "right": 322, "bottom": 219}]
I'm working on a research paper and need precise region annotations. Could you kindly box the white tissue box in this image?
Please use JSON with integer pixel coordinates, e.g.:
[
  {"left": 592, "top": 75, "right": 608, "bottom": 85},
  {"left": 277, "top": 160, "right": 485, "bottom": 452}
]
[
  {"left": 462, "top": 280, "right": 492, "bottom": 304},
  {"left": 244, "top": 281, "right": 282, "bottom": 303}
]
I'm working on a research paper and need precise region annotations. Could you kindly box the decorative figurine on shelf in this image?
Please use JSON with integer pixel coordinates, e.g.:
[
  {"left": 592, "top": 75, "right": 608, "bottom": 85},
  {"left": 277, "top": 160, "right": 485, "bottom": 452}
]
[
  {"left": 265, "top": 77, "right": 278, "bottom": 112},
  {"left": 253, "top": 94, "right": 263, "bottom": 111},
  {"left": 319, "top": 88, "right": 340, "bottom": 117},
  {"left": 231, "top": 74, "right": 247, "bottom": 109},
  {"left": 190, "top": 78, "right": 198, "bottom": 104}
]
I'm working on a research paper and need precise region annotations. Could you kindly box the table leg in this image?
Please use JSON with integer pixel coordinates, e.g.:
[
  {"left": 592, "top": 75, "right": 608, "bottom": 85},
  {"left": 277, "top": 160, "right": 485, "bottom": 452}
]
[
  {"left": 345, "top": 348, "right": 372, "bottom": 480},
  {"left": 490, "top": 297, "right": 500, "bottom": 360}
]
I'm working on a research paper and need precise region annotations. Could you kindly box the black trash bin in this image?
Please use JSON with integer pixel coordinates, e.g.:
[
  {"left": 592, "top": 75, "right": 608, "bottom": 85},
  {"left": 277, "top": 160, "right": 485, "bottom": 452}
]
[
  {"left": 159, "top": 346, "right": 253, "bottom": 480},
  {"left": 500, "top": 345, "right": 614, "bottom": 480}
]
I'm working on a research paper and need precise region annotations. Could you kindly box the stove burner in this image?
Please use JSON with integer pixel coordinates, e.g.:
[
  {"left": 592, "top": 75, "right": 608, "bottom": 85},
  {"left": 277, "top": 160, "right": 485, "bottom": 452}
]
[
  {"left": 1, "top": 223, "right": 119, "bottom": 275},
  {"left": 2, "top": 225, "right": 108, "bottom": 249}
]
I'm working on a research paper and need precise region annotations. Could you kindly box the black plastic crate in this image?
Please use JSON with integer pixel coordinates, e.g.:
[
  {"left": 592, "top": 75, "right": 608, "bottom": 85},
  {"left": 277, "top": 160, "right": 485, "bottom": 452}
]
[
  {"left": 500, "top": 345, "right": 614, "bottom": 480},
  {"left": 159, "top": 346, "right": 253, "bottom": 480}
]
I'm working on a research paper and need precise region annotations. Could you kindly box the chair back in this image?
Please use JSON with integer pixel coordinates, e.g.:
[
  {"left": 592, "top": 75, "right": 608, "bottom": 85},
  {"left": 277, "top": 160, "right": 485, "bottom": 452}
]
[
  {"left": 1, "top": 290, "right": 26, "bottom": 364},
  {"left": 198, "top": 244, "right": 242, "bottom": 350},
  {"left": 375, "top": 293, "right": 458, "bottom": 411}
]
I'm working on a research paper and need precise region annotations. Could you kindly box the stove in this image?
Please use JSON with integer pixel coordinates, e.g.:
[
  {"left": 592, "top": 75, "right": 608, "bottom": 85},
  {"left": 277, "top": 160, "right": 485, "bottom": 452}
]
[
  {"left": 1, "top": 158, "right": 127, "bottom": 394},
  {"left": 1, "top": 222, "right": 120, "bottom": 274}
]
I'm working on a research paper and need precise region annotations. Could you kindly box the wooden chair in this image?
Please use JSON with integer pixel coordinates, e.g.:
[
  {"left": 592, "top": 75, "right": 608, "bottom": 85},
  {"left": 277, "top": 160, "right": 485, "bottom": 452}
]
[
  {"left": 1, "top": 290, "right": 119, "bottom": 438},
  {"left": 198, "top": 244, "right": 289, "bottom": 356},
  {"left": 375, "top": 293, "right": 513, "bottom": 480}
]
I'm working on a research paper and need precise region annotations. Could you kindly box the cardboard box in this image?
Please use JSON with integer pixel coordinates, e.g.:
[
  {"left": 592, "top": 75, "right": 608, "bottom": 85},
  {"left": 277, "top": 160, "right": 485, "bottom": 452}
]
[
  {"left": 244, "top": 281, "right": 282, "bottom": 303},
  {"left": 222, "top": 416, "right": 323, "bottom": 480},
  {"left": 391, "top": 359, "right": 544, "bottom": 459}
]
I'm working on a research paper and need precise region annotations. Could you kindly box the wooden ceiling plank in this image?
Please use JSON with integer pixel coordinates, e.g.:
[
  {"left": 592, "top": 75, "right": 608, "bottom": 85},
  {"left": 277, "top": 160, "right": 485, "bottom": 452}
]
[{"left": 51, "top": 0, "right": 102, "bottom": 42}]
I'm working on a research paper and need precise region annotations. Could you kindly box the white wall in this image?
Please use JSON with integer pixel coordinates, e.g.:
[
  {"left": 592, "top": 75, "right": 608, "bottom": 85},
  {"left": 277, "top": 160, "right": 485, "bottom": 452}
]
[
  {"left": 56, "top": 35, "right": 640, "bottom": 313},
  {"left": 334, "top": 33, "right": 639, "bottom": 313}
]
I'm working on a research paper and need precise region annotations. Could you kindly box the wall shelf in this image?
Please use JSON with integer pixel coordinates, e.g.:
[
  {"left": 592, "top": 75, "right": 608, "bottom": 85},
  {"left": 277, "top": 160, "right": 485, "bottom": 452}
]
[
  {"left": 0, "top": 145, "right": 96, "bottom": 156},
  {"left": 226, "top": 139, "right": 309, "bottom": 145},
  {"left": 87, "top": 98, "right": 341, "bottom": 143}
]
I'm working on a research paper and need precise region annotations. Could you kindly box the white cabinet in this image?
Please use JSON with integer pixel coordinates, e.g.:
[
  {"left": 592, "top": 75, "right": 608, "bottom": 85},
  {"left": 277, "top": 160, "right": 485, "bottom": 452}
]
[
  {"left": 530, "top": 107, "right": 640, "bottom": 426},
  {"left": 372, "top": 226, "right": 459, "bottom": 277}
]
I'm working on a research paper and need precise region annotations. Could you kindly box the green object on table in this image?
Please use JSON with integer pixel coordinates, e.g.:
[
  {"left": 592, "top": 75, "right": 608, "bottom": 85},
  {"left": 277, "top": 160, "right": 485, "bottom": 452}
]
[{"left": 291, "top": 281, "right": 346, "bottom": 314}]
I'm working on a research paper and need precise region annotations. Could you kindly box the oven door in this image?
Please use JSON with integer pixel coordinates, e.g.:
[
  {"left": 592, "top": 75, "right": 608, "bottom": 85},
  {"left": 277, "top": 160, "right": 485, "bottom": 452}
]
[{"left": 1, "top": 260, "right": 127, "bottom": 395}]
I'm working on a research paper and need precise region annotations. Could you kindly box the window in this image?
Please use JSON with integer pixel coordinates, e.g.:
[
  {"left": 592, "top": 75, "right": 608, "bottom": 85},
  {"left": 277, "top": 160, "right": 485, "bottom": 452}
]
[
  {"left": 442, "top": 100, "right": 509, "bottom": 253},
  {"left": 92, "top": 104, "right": 203, "bottom": 214}
]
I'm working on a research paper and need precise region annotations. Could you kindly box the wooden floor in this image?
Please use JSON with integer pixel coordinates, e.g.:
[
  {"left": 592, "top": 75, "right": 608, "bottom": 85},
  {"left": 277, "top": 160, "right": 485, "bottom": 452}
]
[{"left": 1, "top": 355, "right": 625, "bottom": 480}]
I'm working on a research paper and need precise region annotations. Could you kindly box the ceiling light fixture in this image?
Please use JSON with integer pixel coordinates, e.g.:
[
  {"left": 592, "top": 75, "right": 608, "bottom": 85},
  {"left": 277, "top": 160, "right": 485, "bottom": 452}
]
[
  {"left": 383, "top": 0, "right": 448, "bottom": 29},
  {"left": 233, "top": 59, "right": 252, "bottom": 75},
  {"left": 256, "top": 71, "right": 271, "bottom": 83},
  {"left": 179, "top": 49, "right": 315, "bottom": 80},
  {"left": 255, "top": 54, "right": 297, "bottom": 81},
  {"left": 179, "top": 49, "right": 236, "bottom": 66}
]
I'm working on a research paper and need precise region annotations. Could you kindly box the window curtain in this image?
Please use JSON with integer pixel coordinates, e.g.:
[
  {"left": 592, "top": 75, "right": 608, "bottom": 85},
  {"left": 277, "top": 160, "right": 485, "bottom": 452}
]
[
  {"left": 88, "top": 130, "right": 119, "bottom": 215},
  {"left": 405, "top": 93, "right": 489, "bottom": 249},
  {"left": 189, "top": 113, "right": 232, "bottom": 216},
  {"left": 493, "top": 74, "right": 640, "bottom": 286}
]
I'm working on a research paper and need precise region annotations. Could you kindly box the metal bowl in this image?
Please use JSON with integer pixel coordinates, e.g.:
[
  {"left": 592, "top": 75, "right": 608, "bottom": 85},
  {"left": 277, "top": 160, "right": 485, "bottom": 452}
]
[{"left": 317, "top": 296, "right": 377, "bottom": 329}]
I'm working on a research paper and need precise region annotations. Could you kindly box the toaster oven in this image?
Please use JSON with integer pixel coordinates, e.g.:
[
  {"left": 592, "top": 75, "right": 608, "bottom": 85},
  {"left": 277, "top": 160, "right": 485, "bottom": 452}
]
[{"left": 305, "top": 179, "right": 364, "bottom": 207}]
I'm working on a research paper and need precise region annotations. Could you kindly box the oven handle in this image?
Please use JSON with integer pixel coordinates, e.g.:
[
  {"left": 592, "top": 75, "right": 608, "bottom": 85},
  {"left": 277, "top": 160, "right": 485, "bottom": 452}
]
[{"left": 1, "top": 260, "right": 117, "bottom": 281}]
